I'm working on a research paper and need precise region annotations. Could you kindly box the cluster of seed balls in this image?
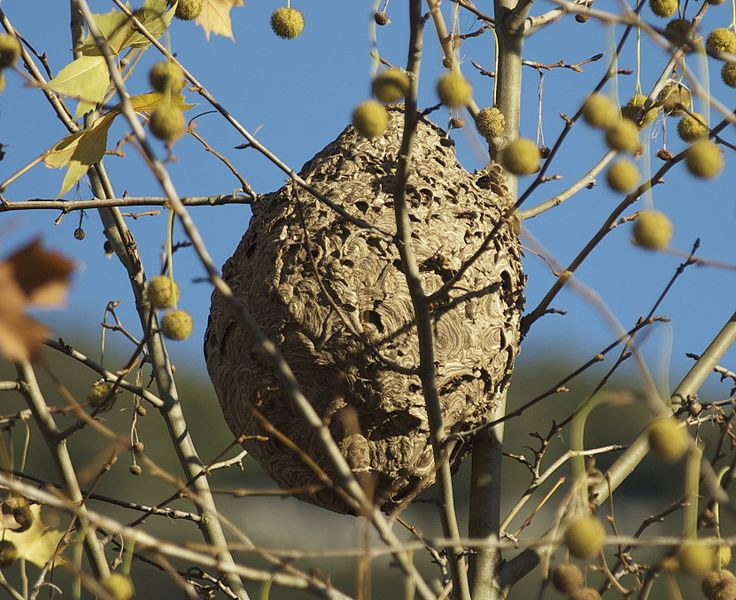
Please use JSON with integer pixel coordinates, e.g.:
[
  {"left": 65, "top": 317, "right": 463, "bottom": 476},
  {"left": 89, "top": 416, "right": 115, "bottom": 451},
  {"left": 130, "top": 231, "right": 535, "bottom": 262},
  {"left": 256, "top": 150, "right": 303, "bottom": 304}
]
[
  {"left": 553, "top": 416, "right": 733, "bottom": 599},
  {"left": 648, "top": 0, "right": 736, "bottom": 87},
  {"left": 559, "top": 512, "right": 733, "bottom": 598},
  {"left": 0, "top": 33, "right": 21, "bottom": 92},
  {"left": 351, "top": 69, "right": 541, "bottom": 176},
  {"left": 583, "top": 85, "right": 723, "bottom": 252}
]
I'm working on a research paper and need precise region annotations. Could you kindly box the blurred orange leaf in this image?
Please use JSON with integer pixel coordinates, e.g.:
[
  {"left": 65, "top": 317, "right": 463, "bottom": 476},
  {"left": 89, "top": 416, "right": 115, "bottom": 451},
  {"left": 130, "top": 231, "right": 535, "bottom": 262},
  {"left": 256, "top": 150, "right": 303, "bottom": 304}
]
[{"left": 0, "top": 240, "right": 74, "bottom": 361}]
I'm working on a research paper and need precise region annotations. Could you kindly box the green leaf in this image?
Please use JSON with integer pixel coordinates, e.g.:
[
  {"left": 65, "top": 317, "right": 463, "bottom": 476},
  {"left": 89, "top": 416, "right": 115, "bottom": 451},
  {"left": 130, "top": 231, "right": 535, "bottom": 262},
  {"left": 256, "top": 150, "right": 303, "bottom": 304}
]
[
  {"left": 78, "top": 3, "right": 175, "bottom": 55},
  {"left": 43, "top": 113, "right": 116, "bottom": 197},
  {"left": 126, "top": 1, "right": 176, "bottom": 49},
  {"left": 47, "top": 55, "right": 109, "bottom": 119}
]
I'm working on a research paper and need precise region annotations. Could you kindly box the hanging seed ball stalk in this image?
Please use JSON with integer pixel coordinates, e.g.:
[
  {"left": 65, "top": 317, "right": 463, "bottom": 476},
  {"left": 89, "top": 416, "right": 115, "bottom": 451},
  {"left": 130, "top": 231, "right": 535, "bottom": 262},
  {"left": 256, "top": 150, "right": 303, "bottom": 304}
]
[{"left": 205, "top": 107, "right": 525, "bottom": 513}]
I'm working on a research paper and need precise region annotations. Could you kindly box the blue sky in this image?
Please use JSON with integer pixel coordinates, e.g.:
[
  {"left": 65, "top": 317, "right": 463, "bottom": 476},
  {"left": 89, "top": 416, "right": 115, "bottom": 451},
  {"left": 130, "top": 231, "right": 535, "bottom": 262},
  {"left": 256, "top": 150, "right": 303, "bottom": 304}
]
[{"left": 2, "top": 0, "right": 735, "bottom": 401}]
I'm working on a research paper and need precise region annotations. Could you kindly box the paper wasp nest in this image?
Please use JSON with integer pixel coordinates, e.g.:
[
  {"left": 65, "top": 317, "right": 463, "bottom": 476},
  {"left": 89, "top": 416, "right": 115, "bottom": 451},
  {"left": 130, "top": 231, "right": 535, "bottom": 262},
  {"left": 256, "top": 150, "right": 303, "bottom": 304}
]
[{"left": 205, "top": 107, "right": 525, "bottom": 513}]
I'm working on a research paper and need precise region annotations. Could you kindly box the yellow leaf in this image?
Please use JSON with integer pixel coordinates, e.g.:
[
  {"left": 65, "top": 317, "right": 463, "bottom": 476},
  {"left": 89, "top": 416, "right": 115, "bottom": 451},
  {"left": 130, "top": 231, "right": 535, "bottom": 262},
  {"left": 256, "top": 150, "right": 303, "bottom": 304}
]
[
  {"left": 47, "top": 55, "right": 109, "bottom": 119},
  {"left": 128, "top": 91, "right": 194, "bottom": 114},
  {"left": 195, "top": 0, "right": 244, "bottom": 40},
  {"left": 4, "top": 505, "right": 67, "bottom": 568},
  {"left": 43, "top": 113, "right": 116, "bottom": 197}
]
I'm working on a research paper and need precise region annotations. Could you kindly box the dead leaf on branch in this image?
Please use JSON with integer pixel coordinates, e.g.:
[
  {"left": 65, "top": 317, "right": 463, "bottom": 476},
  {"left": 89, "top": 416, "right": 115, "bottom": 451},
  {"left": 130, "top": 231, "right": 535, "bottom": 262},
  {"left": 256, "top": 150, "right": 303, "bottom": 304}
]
[
  {"left": 0, "top": 240, "right": 74, "bottom": 362},
  {"left": 196, "top": 0, "right": 245, "bottom": 40},
  {"left": 3, "top": 504, "right": 68, "bottom": 568}
]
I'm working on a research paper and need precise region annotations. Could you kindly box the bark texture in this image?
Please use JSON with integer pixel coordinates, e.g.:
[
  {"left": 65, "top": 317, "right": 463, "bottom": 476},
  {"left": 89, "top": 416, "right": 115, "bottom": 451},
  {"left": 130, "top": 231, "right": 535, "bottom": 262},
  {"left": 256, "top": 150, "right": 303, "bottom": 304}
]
[{"left": 205, "top": 106, "right": 525, "bottom": 513}]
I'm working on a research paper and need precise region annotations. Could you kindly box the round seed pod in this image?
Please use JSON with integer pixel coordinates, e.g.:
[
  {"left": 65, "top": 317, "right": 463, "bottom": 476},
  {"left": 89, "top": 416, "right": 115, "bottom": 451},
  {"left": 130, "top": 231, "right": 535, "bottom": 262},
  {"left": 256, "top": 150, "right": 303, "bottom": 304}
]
[
  {"left": 621, "top": 94, "right": 660, "bottom": 128},
  {"left": 722, "top": 63, "right": 736, "bottom": 87},
  {"left": 604, "top": 118, "right": 639, "bottom": 153},
  {"left": 715, "top": 580, "right": 736, "bottom": 600},
  {"left": 647, "top": 416, "right": 687, "bottom": 458},
  {"left": 657, "top": 82, "right": 692, "bottom": 115},
  {"left": 352, "top": 100, "right": 388, "bottom": 138},
  {"left": 719, "top": 547, "right": 733, "bottom": 568},
  {"left": 146, "top": 275, "right": 180, "bottom": 310},
  {"left": 665, "top": 18, "right": 692, "bottom": 41},
  {"left": 175, "top": 0, "right": 202, "bottom": 20},
  {"left": 149, "top": 105, "right": 185, "bottom": 142},
  {"left": 685, "top": 139, "right": 723, "bottom": 178},
  {"left": 564, "top": 516, "right": 606, "bottom": 560},
  {"left": 88, "top": 381, "right": 116, "bottom": 412},
  {"left": 582, "top": 94, "right": 619, "bottom": 129},
  {"left": 649, "top": 0, "right": 678, "bottom": 17},
  {"left": 707, "top": 28, "right": 736, "bottom": 55},
  {"left": 372, "top": 68, "right": 410, "bottom": 103},
  {"left": 436, "top": 71, "right": 472, "bottom": 108},
  {"left": 271, "top": 7, "right": 304, "bottom": 39},
  {"left": 633, "top": 212, "right": 673, "bottom": 251},
  {"left": 0, "top": 34, "right": 21, "bottom": 69},
  {"left": 501, "top": 137, "right": 540, "bottom": 175},
  {"left": 475, "top": 107, "right": 505, "bottom": 139},
  {"left": 570, "top": 588, "right": 602, "bottom": 600},
  {"left": 205, "top": 106, "right": 524, "bottom": 513},
  {"left": 677, "top": 112, "right": 709, "bottom": 142},
  {"left": 680, "top": 543, "right": 716, "bottom": 577},
  {"left": 551, "top": 563, "right": 584, "bottom": 593},
  {"left": 606, "top": 159, "right": 640, "bottom": 192},
  {"left": 374, "top": 12, "right": 390, "bottom": 26},
  {"left": 161, "top": 310, "right": 193, "bottom": 341},
  {"left": 149, "top": 61, "right": 185, "bottom": 94},
  {"left": 703, "top": 570, "right": 736, "bottom": 599}
]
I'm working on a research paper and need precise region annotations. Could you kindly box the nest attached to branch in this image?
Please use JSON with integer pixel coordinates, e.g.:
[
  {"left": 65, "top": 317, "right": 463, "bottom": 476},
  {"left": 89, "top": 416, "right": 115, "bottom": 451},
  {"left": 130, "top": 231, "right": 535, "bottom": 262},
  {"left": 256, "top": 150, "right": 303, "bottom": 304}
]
[{"left": 204, "top": 107, "right": 525, "bottom": 513}]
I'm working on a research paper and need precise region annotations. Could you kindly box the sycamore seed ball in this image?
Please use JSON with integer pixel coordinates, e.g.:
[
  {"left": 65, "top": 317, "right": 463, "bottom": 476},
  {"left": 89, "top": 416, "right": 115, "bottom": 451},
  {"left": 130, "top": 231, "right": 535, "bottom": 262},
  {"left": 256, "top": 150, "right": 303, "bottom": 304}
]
[
  {"left": 271, "top": 8, "right": 304, "bottom": 40},
  {"left": 476, "top": 107, "right": 505, "bottom": 139},
  {"left": 352, "top": 100, "right": 388, "bottom": 138},
  {"left": 564, "top": 516, "right": 606, "bottom": 560},
  {"left": 175, "top": 0, "right": 202, "bottom": 20},
  {"left": 665, "top": 18, "right": 692, "bottom": 40},
  {"left": 680, "top": 543, "right": 715, "bottom": 577},
  {"left": 703, "top": 570, "right": 736, "bottom": 599},
  {"left": 437, "top": 72, "right": 472, "bottom": 108},
  {"left": 570, "top": 589, "right": 602, "bottom": 600},
  {"left": 647, "top": 416, "right": 687, "bottom": 458},
  {"left": 657, "top": 83, "right": 692, "bottom": 115},
  {"left": 707, "top": 28, "right": 736, "bottom": 55},
  {"left": 551, "top": 564, "right": 584, "bottom": 593},
  {"left": 606, "top": 159, "right": 640, "bottom": 192},
  {"left": 101, "top": 573, "right": 135, "bottom": 600},
  {"left": 146, "top": 275, "right": 180, "bottom": 310},
  {"left": 621, "top": 94, "right": 660, "bottom": 128},
  {"left": 88, "top": 380, "right": 116, "bottom": 412},
  {"left": 149, "top": 61, "right": 185, "bottom": 94},
  {"left": 501, "top": 138, "right": 540, "bottom": 176},
  {"left": 161, "top": 310, "right": 193, "bottom": 341},
  {"left": 633, "top": 212, "right": 674, "bottom": 251},
  {"left": 649, "top": 0, "right": 678, "bottom": 17},
  {"left": 372, "top": 68, "right": 410, "bottom": 103},
  {"left": 719, "top": 546, "right": 733, "bottom": 568},
  {"left": 0, "top": 541, "right": 17, "bottom": 569},
  {"left": 677, "top": 112, "right": 709, "bottom": 142},
  {"left": 149, "top": 105, "right": 185, "bottom": 143},
  {"left": 582, "top": 93, "right": 619, "bottom": 129},
  {"left": 686, "top": 139, "right": 723, "bottom": 178},
  {"left": 0, "top": 34, "right": 20, "bottom": 69},
  {"left": 604, "top": 118, "right": 639, "bottom": 153},
  {"left": 722, "top": 63, "right": 736, "bottom": 87}
]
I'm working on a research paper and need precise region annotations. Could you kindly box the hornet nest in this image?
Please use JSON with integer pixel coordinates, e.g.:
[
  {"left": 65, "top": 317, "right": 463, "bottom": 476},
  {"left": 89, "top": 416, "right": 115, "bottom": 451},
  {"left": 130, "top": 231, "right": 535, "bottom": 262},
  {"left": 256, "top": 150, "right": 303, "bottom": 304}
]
[{"left": 204, "top": 106, "right": 525, "bottom": 513}]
